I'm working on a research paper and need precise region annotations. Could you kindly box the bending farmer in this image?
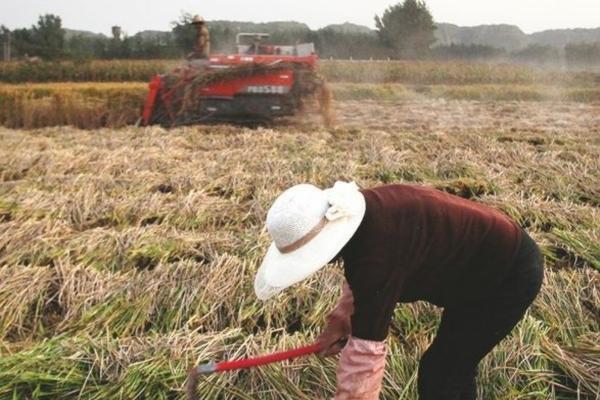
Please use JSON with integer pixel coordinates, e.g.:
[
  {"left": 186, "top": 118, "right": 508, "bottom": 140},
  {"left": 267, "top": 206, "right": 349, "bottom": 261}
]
[{"left": 254, "top": 182, "right": 544, "bottom": 399}]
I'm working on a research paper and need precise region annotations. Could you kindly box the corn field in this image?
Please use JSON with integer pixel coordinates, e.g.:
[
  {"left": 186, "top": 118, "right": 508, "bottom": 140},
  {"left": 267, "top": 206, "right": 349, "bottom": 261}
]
[
  {"left": 0, "top": 59, "right": 599, "bottom": 399},
  {"left": 0, "top": 60, "right": 178, "bottom": 84},
  {"left": 1, "top": 59, "right": 599, "bottom": 85}
]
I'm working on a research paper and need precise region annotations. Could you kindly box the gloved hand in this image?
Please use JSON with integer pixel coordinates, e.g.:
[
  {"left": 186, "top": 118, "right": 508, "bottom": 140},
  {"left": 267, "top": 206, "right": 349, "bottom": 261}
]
[
  {"left": 318, "top": 280, "right": 354, "bottom": 357},
  {"left": 318, "top": 314, "right": 351, "bottom": 356}
]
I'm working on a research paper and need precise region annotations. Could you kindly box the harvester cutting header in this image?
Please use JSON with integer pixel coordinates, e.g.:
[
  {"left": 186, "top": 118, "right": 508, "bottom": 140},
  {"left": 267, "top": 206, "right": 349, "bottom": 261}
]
[{"left": 141, "top": 19, "right": 332, "bottom": 127}]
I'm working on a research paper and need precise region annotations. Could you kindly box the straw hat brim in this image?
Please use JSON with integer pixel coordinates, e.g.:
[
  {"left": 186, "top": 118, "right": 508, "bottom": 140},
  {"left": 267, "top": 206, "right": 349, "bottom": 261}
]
[{"left": 254, "top": 191, "right": 365, "bottom": 300}]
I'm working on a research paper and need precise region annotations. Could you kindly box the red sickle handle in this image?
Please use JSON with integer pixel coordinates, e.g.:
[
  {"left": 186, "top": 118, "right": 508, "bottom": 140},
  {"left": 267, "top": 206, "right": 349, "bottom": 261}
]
[{"left": 196, "top": 343, "right": 322, "bottom": 374}]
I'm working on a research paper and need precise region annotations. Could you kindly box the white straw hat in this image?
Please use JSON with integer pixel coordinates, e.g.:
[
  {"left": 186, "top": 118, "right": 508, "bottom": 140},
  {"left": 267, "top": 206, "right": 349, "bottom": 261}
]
[{"left": 254, "top": 181, "right": 366, "bottom": 300}]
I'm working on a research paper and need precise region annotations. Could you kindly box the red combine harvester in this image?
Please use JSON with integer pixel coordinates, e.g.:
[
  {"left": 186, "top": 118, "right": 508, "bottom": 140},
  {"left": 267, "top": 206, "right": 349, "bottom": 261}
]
[{"left": 141, "top": 33, "right": 329, "bottom": 127}]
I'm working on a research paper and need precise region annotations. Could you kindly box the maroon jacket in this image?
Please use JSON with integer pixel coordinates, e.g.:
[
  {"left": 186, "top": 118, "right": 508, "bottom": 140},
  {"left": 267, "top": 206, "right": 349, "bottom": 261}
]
[{"left": 340, "top": 184, "right": 523, "bottom": 341}]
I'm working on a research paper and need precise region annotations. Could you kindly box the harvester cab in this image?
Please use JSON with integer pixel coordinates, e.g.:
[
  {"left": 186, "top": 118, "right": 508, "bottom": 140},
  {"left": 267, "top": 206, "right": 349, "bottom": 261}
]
[
  {"left": 141, "top": 33, "right": 330, "bottom": 127},
  {"left": 235, "top": 33, "right": 316, "bottom": 57}
]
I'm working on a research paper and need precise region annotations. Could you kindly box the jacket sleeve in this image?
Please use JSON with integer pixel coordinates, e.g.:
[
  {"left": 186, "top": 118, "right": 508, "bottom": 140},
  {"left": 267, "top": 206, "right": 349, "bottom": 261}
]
[
  {"left": 334, "top": 336, "right": 387, "bottom": 400},
  {"left": 327, "top": 280, "right": 354, "bottom": 327},
  {"left": 345, "top": 258, "right": 399, "bottom": 342}
]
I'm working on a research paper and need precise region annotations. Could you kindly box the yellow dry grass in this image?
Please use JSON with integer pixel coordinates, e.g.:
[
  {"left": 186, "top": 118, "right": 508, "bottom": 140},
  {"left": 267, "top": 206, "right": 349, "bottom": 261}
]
[
  {"left": 0, "top": 82, "right": 147, "bottom": 129},
  {"left": 0, "top": 95, "right": 598, "bottom": 399}
]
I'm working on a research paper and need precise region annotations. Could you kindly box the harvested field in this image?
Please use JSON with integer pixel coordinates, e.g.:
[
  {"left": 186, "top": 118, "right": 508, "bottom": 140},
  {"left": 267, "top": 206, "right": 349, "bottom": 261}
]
[
  {"left": 0, "top": 95, "right": 598, "bottom": 399},
  {"left": 335, "top": 99, "right": 600, "bottom": 136}
]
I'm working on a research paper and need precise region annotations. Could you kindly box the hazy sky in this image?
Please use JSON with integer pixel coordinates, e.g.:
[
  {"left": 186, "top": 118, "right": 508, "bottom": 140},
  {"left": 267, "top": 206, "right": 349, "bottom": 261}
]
[{"left": 2, "top": 0, "right": 599, "bottom": 36}]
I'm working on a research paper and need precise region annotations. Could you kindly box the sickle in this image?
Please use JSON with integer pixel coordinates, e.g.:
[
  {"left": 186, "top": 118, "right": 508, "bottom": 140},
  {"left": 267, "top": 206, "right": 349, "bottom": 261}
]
[{"left": 186, "top": 342, "right": 323, "bottom": 400}]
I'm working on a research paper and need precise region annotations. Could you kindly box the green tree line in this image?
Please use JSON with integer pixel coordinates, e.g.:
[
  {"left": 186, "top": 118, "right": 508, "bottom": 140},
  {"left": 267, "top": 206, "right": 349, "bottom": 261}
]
[
  {"left": 0, "top": 1, "right": 441, "bottom": 61},
  {"left": 1, "top": 1, "right": 599, "bottom": 66}
]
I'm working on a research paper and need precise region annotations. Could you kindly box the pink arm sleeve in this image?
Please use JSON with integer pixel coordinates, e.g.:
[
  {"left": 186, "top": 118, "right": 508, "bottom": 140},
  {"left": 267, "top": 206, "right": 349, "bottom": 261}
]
[{"left": 334, "top": 336, "right": 387, "bottom": 400}]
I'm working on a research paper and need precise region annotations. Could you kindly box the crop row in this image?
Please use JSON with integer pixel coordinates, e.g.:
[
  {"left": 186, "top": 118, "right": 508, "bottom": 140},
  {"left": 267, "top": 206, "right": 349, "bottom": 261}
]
[
  {"left": 1, "top": 59, "right": 600, "bottom": 86},
  {"left": 0, "top": 83, "right": 147, "bottom": 129}
]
